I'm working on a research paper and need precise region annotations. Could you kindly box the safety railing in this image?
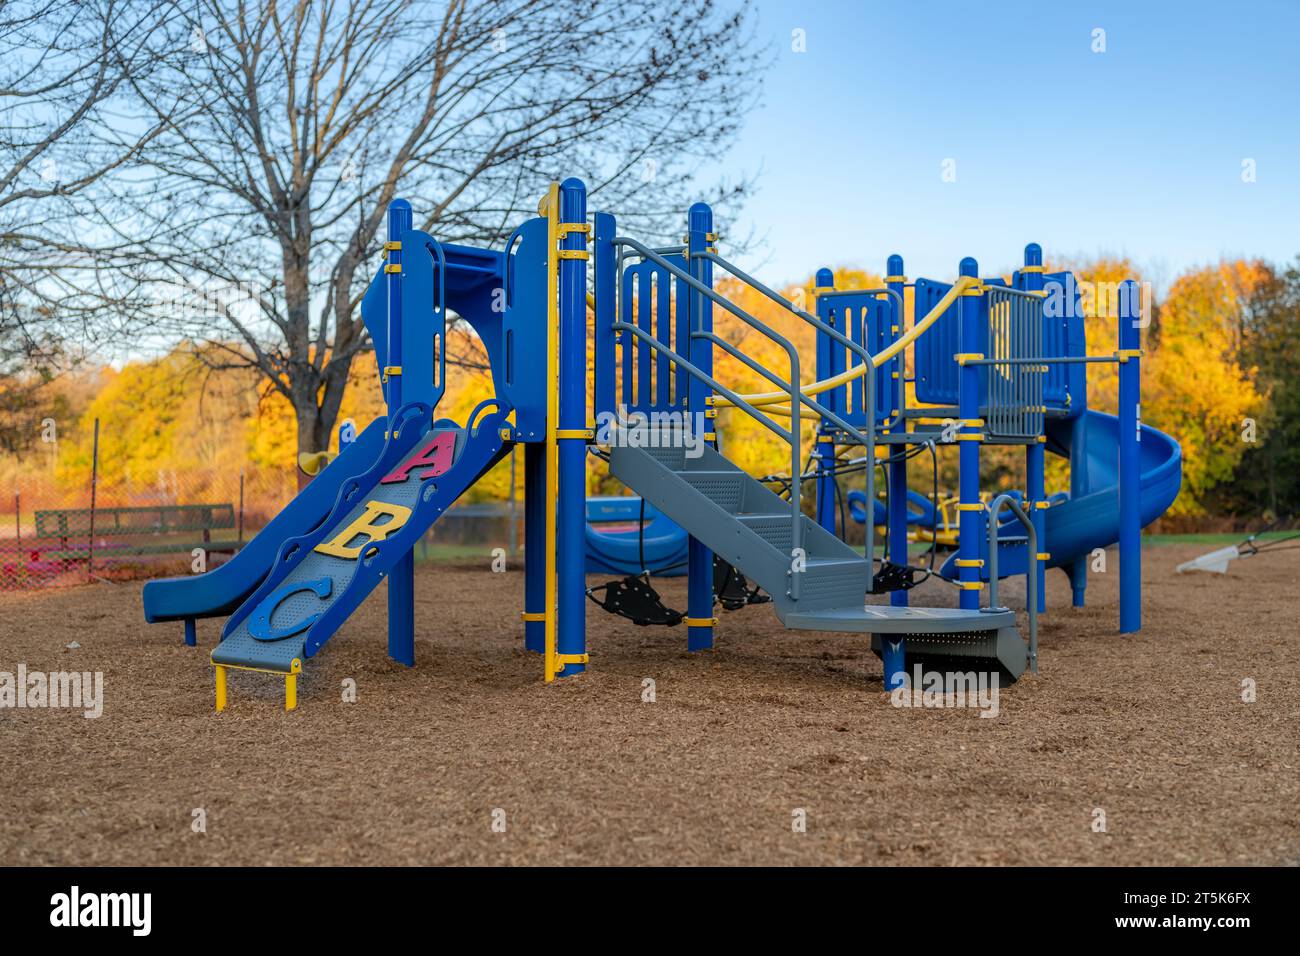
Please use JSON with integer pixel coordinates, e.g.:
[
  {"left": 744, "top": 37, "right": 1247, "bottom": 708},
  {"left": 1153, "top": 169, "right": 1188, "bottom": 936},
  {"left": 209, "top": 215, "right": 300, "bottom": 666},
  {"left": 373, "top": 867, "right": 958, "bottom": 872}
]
[
  {"left": 985, "top": 493, "right": 1038, "bottom": 673},
  {"left": 612, "top": 236, "right": 884, "bottom": 596},
  {"left": 982, "top": 285, "right": 1045, "bottom": 439}
]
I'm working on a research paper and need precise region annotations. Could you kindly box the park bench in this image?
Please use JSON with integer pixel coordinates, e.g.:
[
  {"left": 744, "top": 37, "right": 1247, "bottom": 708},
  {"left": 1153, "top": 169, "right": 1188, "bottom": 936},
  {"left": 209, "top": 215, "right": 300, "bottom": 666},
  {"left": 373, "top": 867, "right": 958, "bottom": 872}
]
[{"left": 33, "top": 503, "right": 241, "bottom": 563}]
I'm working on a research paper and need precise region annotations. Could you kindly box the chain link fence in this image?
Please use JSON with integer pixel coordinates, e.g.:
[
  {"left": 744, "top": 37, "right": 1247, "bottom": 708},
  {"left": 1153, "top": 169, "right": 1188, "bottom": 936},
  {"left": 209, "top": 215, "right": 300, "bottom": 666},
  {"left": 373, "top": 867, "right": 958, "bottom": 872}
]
[
  {"left": 0, "top": 432, "right": 297, "bottom": 590},
  {"left": 0, "top": 425, "right": 525, "bottom": 590}
]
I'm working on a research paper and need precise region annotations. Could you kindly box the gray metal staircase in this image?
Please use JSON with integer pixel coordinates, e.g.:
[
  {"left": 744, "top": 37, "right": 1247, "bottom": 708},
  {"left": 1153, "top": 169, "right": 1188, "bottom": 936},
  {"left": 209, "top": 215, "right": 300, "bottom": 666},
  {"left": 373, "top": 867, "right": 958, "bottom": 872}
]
[{"left": 609, "top": 435, "right": 1030, "bottom": 682}]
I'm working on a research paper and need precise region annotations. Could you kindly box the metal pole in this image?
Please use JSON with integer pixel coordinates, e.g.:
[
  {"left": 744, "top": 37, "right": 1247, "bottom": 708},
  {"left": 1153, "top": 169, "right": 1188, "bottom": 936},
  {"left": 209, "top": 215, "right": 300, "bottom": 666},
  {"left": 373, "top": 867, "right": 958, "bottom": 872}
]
[
  {"left": 886, "top": 254, "right": 909, "bottom": 608},
  {"left": 956, "top": 258, "right": 983, "bottom": 611},
  {"left": 685, "top": 202, "right": 715, "bottom": 651},
  {"left": 87, "top": 418, "right": 99, "bottom": 578},
  {"left": 556, "top": 177, "right": 588, "bottom": 674},
  {"left": 508, "top": 446, "right": 518, "bottom": 555},
  {"left": 1118, "top": 279, "right": 1142, "bottom": 633},
  {"left": 385, "top": 199, "right": 416, "bottom": 667},
  {"left": 1023, "top": 244, "right": 1047, "bottom": 614},
  {"left": 813, "top": 267, "right": 836, "bottom": 535}
]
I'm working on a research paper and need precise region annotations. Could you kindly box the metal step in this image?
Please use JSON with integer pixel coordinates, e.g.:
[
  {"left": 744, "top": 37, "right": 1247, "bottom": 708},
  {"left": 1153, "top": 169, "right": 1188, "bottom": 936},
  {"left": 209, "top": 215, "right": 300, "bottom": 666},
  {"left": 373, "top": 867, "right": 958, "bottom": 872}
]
[
  {"left": 870, "top": 625, "right": 1028, "bottom": 684},
  {"left": 681, "top": 471, "right": 745, "bottom": 513}
]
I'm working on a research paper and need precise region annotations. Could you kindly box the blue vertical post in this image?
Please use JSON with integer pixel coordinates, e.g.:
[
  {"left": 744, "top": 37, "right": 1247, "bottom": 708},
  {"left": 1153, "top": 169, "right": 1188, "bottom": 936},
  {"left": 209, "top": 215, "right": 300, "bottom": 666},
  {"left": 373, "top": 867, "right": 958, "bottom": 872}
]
[
  {"left": 813, "top": 267, "right": 837, "bottom": 535},
  {"left": 523, "top": 442, "right": 545, "bottom": 653},
  {"left": 1024, "top": 243, "right": 1047, "bottom": 614},
  {"left": 886, "top": 254, "right": 909, "bottom": 607},
  {"left": 1118, "top": 279, "right": 1142, "bottom": 633},
  {"left": 686, "top": 203, "right": 714, "bottom": 651},
  {"left": 1065, "top": 274, "right": 1090, "bottom": 607},
  {"left": 593, "top": 212, "right": 617, "bottom": 420},
  {"left": 556, "top": 178, "right": 588, "bottom": 674},
  {"left": 957, "top": 257, "right": 983, "bottom": 611},
  {"left": 385, "top": 199, "right": 416, "bottom": 667}
]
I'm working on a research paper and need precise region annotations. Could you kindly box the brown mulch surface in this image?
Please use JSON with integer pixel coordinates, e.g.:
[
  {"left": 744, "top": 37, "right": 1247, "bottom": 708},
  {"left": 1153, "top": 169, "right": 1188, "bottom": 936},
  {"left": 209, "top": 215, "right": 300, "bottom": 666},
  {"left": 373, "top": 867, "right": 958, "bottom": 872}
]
[{"left": 1, "top": 543, "right": 1296, "bottom": 866}]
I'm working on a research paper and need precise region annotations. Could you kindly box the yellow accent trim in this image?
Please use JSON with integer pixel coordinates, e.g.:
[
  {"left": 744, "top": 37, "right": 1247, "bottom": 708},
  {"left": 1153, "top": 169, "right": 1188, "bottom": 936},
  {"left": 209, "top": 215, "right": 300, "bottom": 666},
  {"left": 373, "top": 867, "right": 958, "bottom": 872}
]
[
  {"left": 558, "top": 249, "right": 589, "bottom": 260},
  {"left": 954, "top": 352, "right": 985, "bottom": 365},
  {"left": 1115, "top": 348, "right": 1144, "bottom": 362},
  {"left": 956, "top": 503, "right": 985, "bottom": 513},
  {"left": 685, "top": 616, "right": 718, "bottom": 627},
  {"left": 556, "top": 653, "right": 589, "bottom": 666},
  {"left": 883, "top": 275, "right": 907, "bottom": 284},
  {"left": 954, "top": 558, "right": 984, "bottom": 568},
  {"left": 382, "top": 365, "right": 402, "bottom": 381},
  {"left": 555, "top": 428, "right": 594, "bottom": 440},
  {"left": 891, "top": 371, "right": 899, "bottom": 379},
  {"left": 1020, "top": 264, "right": 1045, "bottom": 273},
  {"left": 714, "top": 275, "right": 982, "bottom": 408},
  {"left": 1035, "top": 500, "right": 1050, "bottom": 509},
  {"left": 384, "top": 263, "right": 401, "bottom": 274},
  {"left": 705, "top": 409, "right": 717, "bottom": 419},
  {"left": 955, "top": 433, "right": 985, "bottom": 441},
  {"left": 1037, "top": 552, "right": 1051, "bottom": 561},
  {"left": 813, "top": 285, "right": 835, "bottom": 295},
  {"left": 1037, "top": 435, "right": 1047, "bottom": 443},
  {"left": 557, "top": 222, "right": 590, "bottom": 237},
  {"left": 959, "top": 582, "right": 984, "bottom": 591},
  {"left": 499, "top": 427, "right": 513, "bottom": 442},
  {"left": 960, "top": 283, "right": 985, "bottom": 296},
  {"left": 544, "top": 183, "right": 560, "bottom": 683},
  {"left": 817, "top": 435, "right": 834, "bottom": 443},
  {"left": 704, "top": 396, "right": 716, "bottom": 406},
  {"left": 586, "top": 291, "right": 596, "bottom": 311},
  {"left": 209, "top": 658, "right": 302, "bottom": 712},
  {"left": 383, "top": 240, "right": 402, "bottom": 251},
  {"left": 297, "top": 450, "right": 334, "bottom": 476},
  {"left": 521, "top": 611, "right": 546, "bottom": 623},
  {"left": 703, "top": 432, "right": 716, "bottom": 442}
]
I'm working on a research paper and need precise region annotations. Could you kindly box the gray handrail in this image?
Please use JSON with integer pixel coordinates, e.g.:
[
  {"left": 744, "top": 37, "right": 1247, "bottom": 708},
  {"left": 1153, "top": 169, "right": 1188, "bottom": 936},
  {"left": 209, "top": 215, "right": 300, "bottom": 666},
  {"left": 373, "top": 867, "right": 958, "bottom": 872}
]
[
  {"left": 693, "top": 330, "right": 875, "bottom": 450},
  {"left": 615, "top": 236, "right": 806, "bottom": 594},
  {"left": 610, "top": 322, "right": 792, "bottom": 443},
  {"left": 985, "top": 494, "right": 1038, "bottom": 674},
  {"left": 702, "top": 250, "right": 877, "bottom": 369}
]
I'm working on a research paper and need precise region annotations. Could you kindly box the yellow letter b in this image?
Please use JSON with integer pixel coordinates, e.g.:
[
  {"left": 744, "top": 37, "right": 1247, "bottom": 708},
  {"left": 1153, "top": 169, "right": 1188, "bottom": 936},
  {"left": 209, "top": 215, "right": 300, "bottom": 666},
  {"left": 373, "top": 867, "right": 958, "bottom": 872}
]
[{"left": 314, "top": 500, "right": 412, "bottom": 559}]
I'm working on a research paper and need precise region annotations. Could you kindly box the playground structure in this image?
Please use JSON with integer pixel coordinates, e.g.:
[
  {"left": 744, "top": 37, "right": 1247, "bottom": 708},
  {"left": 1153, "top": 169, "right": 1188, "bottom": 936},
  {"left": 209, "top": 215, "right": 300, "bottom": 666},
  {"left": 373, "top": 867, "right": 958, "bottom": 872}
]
[{"left": 142, "top": 179, "right": 1181, "bottom": 711}]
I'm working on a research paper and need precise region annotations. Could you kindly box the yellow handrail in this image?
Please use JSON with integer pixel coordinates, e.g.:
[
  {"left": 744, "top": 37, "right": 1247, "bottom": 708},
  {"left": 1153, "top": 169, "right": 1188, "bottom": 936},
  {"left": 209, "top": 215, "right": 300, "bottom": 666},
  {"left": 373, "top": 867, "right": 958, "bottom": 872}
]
[{"left": 712, "top": 275, "right": 981, "bottom": 409}]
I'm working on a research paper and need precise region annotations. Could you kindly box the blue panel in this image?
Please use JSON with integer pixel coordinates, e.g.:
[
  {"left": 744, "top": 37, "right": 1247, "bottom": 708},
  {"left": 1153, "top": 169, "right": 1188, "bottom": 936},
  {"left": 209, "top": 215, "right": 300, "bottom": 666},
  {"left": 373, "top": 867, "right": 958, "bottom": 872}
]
[
  {"left": 913, "top": 279, "right": 967, "bottom": 407},
  {"left": 620, "top": 254, "right": 688, "bottom": 414},
  {"left": 500, "top": 218, "right": 549, "bottom": 440},
  {"left": 815, "top": 293, "right": 895, "bottom": 427}
]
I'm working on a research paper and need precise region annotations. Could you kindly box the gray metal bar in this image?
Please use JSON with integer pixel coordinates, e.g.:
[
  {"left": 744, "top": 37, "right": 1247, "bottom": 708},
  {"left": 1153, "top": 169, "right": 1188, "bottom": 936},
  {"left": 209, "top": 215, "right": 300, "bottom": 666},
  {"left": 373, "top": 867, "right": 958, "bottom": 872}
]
[
  {"left": 985, "top": 493, "right": 1038, "bottom": 674},
  {"left": 695, "top": 331, "right": 874, "bottom": 450},
  {"left": 616, "top": 236, "right": 805, "bottom": 585},
  {"left": 612, "top": 321, "right": 793, "bottom": 444},
  {"left": 964, "top": 355, "right": 1123, "bottom": 366},
  {"left": 702, "top": 250, "right": 877, "bottom": 370}
]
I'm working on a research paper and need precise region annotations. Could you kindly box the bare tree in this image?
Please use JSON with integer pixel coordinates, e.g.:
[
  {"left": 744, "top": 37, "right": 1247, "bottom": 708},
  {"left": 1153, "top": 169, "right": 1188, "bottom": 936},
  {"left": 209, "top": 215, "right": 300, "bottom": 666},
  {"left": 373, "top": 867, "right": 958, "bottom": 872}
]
[
  {"left": 0, "top": 0, "right": 175, "bottom": 356},
  {"left": 99, "top": 0, "right": 764, "bottom": 456},
  {"left": 0, "top": 0, "right": 175, "bottom": 446}
]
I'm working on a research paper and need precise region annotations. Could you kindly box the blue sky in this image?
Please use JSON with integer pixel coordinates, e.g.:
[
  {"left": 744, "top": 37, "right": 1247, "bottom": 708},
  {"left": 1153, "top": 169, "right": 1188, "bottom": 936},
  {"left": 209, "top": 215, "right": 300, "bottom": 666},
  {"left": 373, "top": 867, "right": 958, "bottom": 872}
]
[{"left": 719, "top": 0, "right": 1300, "bottom": 291}]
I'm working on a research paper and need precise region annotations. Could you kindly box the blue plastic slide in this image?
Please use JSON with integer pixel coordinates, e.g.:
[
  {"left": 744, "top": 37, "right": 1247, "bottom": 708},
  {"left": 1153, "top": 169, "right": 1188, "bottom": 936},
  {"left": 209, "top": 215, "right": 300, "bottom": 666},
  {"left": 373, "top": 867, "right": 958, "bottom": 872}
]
[
  {"left": 212, "top": 402, "right": 512, "bottom": 673},
  {"left": 939, "top": 409, "right": 1182, "bottom": 579},
  {"left": 142, "top": 417, "right": 390, "bottom": 624},
  {"left": 585, "top": 496, "right": 689, "bottom": 577}
]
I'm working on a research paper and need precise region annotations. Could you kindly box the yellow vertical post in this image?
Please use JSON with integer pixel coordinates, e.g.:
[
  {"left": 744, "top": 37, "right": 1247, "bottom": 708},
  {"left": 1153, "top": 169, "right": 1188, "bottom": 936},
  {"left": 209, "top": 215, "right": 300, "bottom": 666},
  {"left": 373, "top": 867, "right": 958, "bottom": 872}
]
[
  {"left": 541, "top": 182, "right": 561, "bottom": 683},
  {"left": 285, "top": 673, "right": 298, "bottom": 712},
  {"left": 214, "top": 665, "right": 227, "bottom": 712}
]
